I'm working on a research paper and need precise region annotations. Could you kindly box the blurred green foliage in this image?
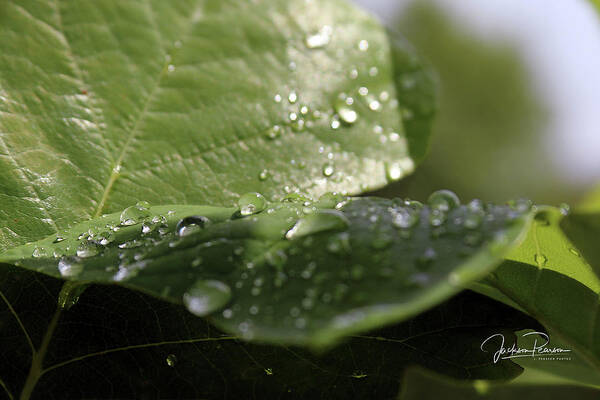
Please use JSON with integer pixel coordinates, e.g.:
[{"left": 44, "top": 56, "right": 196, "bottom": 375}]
[{"left": 374, "top": 1, "right": 583, "bottom": 205}]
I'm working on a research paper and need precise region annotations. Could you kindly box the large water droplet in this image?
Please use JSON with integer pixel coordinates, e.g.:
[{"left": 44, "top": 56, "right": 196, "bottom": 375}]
[
  {"left": 238, "top": 192, "right": 267, "bottom": 216},
  {"left": 183, "top": 280, "right": 232, "bottom": 317},
  {"left": 428, "top": 190, "right": 460, "bottom": 212},
  {"left": 176, "top": 215, "right": 210, "bottom": 237},
  {"left": 285, "top": 210, "right": 349, "bottom": 240},
  {"left": 120, "top": 201, "right": 151, "bottom": 226}
]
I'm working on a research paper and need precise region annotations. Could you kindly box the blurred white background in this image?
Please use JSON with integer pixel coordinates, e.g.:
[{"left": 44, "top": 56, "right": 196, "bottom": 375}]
[{"left": 355, "top": 0, "right": 600, "bottom": 187}]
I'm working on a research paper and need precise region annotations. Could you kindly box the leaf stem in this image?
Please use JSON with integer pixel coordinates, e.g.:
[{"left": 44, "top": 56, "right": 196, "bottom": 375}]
[{"left": 19, "top": 305, "right": 62, "bottom": 400}]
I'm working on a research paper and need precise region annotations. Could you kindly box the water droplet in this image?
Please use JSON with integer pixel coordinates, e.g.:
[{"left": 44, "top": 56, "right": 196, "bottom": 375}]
[
  {"left": 305, "top": 25, "right": 332, "bottom": 49},
  {"left": 274, "top": 94, "right": 282, "bottom": 103},
  {"left": 183, "top": 280, "right": 232, "bottom": 317},
  {"left": 286, "top": 210, "right": 349, "bottom": 240},
  {"left": 258, "top": 169, "right": 270, "bottom": 181},
  {"left": 53, "top": 236, "right": 65, "bottom": 243},
  {"left": 32, "top": 247, "right": 48, "bottom": 258},
  {"left": 288, "top": 91, "right": 298, "bottom": 104},
  {"left": 166, "top": 354, "right": 177, "bottom": 367},
  {"left": 58, "top": 257, "right": 83, "bottom": 278},
  {"left": 334, "top": 98, "right": 358, "bottom": 124},
  {"left": 330, "top": 118, "right": 341, "bottom": 130},
  {"left": 559, "top": 203, "right": 571, "bottom": 216},
  {"left": 316, "top": 192, "right": 347, "bottom": 209},
  {"left": 176, "top": 215, "right": 210, "bottom": 237},
  {"left": 266, "top": 125, "right": 281, "bottom": 140},
  {"left": 76, "top": 242, "right": 101, "bottom": 258},
  {"left": 238, "top": 192, "right": 267, "bottom": 216},
  {"left": 428, "top": 190, "right": 460, "bottom": 212},
  {"left": 429, "top": 209, "right": 446, "bottom": 227},
  {"left": 391, "top": 207, "right": 420, "bottom": 229},
  {"left": 358, "top": 39, "right": 369, "bottom": 51},
  {"left": 463, "top": 212, "right": 483, "bottom": 229},
  {"left": 369, "top": 66, "right": 378, "bottom": 76},
  {"left": 322, "top": 163, "right": 335, "bottom": 177},
  {"left": 120, "top": 201, "right": 151, "bottom": 226},
  {"left": 534, "top": 253, "right": 547, "bottom": 267},
  {"left": 368, "top": 99, "right": 381, "bottom": 111},
  {"left": 385, "top": 159, "right": 415, "bottom": 182}
]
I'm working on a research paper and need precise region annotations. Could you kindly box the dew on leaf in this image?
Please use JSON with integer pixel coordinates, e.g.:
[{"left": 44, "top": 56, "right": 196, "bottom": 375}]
[
  {"left": 58, "top": 257, "right": 83, "bottom": 278},
  {"left": 334, "top": 98, "right": 358, "bottom": 124},
  {"left": 76, "top": 242, "right": 101, "bottom": 258},
  {"left": 176, "top": 215, "right": 210, "bottom": 237},
  {"left": 429, "top": 209, "right": 446, "bottom": 227},
  {"left": 385, "top": 159, "right": 414, "bottom": 182},
  {"left": 285, "top": 210, "right": 349, "bottom": 240},
  {"left": 316, "top": 192, "right": 347, "bottom": 209},
  {"left": 391, "top": 207, "right": 420, "bottom": 229},
  {"left": 183, "top": 280, "right": 232, "bottom": 317},
  {"left": 238, "top": 192, "right": 267, "bottom": 216},
  {"left": 322, "top": 163, "right": 335, "bottom": 177},
  {"left": 32, "top": 247, "right": 48, "bottom": 258},
  {"left": 428, "top": 190, "right": 460, "bottom": 212},
  {"left": 53, "top": 236, "right": 65, "bottom": 243},
  {"left": 305, "top": 25, "right": 332, "bottom": 49},
  {"left": 288, "top": 91, "right": 298, "bottom": 104},
  {"left": 559, "top": 203, "right": 571, "bottom": 216},
  {"left": 120, "top": 201, "right": 151, "bottom": 226}
]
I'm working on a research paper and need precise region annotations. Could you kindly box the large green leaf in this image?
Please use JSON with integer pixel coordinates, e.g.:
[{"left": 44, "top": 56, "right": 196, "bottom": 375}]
[
  {"left": 0, "top": 0, "right": 434, "bottom": 252},
  {"left": 0, "top": 266, "right": 538, "bottom": 399},
  {"left": 0, "top": 194, "right": 531, "bottom": 349},
  {"left": 473, "top": 207, "right": 600, "bottom": 384}
]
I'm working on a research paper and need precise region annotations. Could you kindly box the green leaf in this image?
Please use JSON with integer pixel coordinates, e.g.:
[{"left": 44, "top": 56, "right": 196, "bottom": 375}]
[
  {"left": 0, "top": 267, "right": 538, "bottom": 399},
  {"left": 0, "top": 194, "right": 532, "bottom": 349},
  {"left": 0, "top": 0, "right": 434, "bottom": 253},
  {"left": 473, "top": 207, "right": 600, "bottom": 384}
]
